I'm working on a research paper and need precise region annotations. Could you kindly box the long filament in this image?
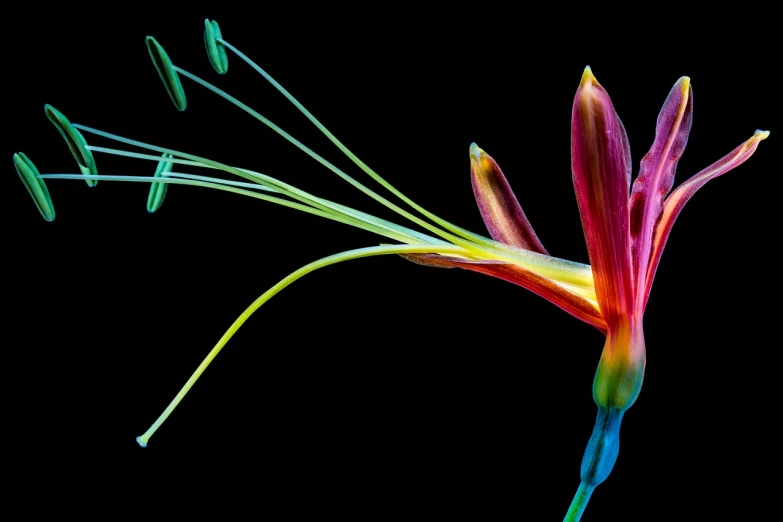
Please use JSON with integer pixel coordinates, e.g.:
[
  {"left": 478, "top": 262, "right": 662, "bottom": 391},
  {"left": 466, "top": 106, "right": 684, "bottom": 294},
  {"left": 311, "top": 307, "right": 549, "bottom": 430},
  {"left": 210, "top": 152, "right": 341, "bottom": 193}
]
[
  {"left": 219, "top": 39, "right": 505, "bottom": 249},
  {"left": 39, "top": 173, "right": 430, "bottom": 246},
  {"left": 136, "top": 243, "right": 472, "bottom": 447},
  {"left": 75, "top": 123, "right": 595, "bottom": 289},
  {"left": 85, "top": 145, "right": 447, "bottom": 246}
]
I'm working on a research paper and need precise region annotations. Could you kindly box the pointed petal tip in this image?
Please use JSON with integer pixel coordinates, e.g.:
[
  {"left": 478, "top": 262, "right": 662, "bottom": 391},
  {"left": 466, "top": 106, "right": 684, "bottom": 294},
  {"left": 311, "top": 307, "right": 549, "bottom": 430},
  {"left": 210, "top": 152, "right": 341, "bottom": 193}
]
[
  {"left": 740, "top": 129, "right": 770, "bottom": 153},
  {"left": 580, "top": 66, "right": 596, "bottom": 87},
  {"left": 469, "top": 142, "right": 482, "bottom": 160},
  {"left": 678, "top": 76, "right": 691, "bottom": 93}
]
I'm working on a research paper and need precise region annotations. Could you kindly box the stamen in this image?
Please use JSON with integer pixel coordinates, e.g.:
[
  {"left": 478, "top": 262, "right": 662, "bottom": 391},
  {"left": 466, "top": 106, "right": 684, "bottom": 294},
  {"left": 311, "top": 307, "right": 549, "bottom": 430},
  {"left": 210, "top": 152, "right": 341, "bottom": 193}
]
[
  {"left": 167, "top": 172, "right": 278, "bottom": 192},
  {"left": 77, "top": 124, "right": 458, "bottom": 249},
  {"left": 135, "top": 243, "right": 472, "bottom": 447},
  {"left": 173, "top": 66, "right": 469, "bottom": 243},
  {"left": 39, "top": 173, "right": 432, "bottom": 245},
  {"left": 87, "top": 146, "right": 214, "bottom": 172},
  {"left": 139, "top": 71, "right": 595, "bottom": 288},
  {"left": 87, "top": 143, "right": 456, "bottom": 246},
  {"left": 85, "top": 142, "right": 446, "bottom": 245},
  {"left": 219, "top": 39, "right": 501, "bottom": 249}
]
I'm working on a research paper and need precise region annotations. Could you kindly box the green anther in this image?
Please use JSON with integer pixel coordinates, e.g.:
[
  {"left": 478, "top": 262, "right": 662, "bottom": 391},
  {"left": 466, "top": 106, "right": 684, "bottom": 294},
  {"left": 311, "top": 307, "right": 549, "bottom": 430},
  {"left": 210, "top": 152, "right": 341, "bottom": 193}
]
[
  {"left": 146, "top": 36, "right": 187, "bottom": 111},
  {"left": 44, "top": 104, "right": 98, "bottom": 187},
  {"left": 204, "top": 19, "right": 228, "bottom": 75},
  {"left": 14, "top": 152, "right": 55, "bottom": 222},
  {"left": 147, "top": 153, "right": 174, "bottom": 212}
]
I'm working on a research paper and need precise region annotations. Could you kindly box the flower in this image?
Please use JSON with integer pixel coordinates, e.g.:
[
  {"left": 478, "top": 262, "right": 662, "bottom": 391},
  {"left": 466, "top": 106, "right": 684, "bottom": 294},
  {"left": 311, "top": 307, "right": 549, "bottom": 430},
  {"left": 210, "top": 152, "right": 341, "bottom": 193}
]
[
  {"left": 406, "top": 67, "right": 769, "bottom": 519},
  {"left": 13, "top": 21, "right": 768, "bottom": 520}
]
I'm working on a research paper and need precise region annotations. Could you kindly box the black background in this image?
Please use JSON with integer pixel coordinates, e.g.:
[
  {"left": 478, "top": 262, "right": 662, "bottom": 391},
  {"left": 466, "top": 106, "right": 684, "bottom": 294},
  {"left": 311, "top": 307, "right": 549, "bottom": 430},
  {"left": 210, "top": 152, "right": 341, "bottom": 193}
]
[{"left": 5, "top": 6, "right": 778, "bottom": 519}]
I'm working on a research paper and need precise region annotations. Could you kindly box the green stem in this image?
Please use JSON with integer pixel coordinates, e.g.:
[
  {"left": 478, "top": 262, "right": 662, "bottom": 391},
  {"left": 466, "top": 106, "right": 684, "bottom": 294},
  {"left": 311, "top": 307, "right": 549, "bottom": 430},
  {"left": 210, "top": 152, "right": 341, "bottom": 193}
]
[{"left": 564, "top": 482, "right": 594, "bottom": 522}]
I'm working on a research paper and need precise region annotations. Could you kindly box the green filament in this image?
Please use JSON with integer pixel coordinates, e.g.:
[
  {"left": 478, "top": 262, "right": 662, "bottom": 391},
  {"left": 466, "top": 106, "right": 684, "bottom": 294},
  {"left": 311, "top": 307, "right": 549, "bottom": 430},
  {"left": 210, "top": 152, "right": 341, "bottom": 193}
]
[{"left": 136, "top": 243, "right": 471, "bottom": 447}]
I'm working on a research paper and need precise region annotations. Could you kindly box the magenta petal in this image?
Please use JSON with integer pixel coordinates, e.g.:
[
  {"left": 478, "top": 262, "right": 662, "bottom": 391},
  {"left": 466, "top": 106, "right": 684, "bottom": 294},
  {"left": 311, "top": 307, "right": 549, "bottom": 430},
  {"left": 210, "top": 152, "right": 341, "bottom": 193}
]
[
  {"left": 642, "top": 130, "right": 769, "bottom": 309},
  {"left": 630, "top": 77, "right": 693, "bottom": 307},
  {"left": 571, "top": 67, "right": 634, "bottom": 326},
  {"left": 401, "top": 253, "right": 606, "bottom": 331},
  {"left": 469, "top": 144, "right": 547, "bottom": 254}
]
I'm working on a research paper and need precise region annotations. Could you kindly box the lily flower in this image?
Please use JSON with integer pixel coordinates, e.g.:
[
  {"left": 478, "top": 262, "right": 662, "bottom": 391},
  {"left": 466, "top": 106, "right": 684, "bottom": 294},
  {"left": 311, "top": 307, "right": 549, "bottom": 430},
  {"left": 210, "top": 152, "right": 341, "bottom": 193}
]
[
  {"left": 14, "top": 21, "right": 767, "bottom": 521},
  {"left": 409, "top": 68, "right": 769, "bottom": 520}
]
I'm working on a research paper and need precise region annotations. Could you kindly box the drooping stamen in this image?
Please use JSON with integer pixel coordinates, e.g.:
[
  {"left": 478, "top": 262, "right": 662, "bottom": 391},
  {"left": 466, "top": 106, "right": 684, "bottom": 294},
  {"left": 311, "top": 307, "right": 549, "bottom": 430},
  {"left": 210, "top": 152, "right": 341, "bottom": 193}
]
[{"left": 135, "top": 243, "right": 472, "bottom": 447}]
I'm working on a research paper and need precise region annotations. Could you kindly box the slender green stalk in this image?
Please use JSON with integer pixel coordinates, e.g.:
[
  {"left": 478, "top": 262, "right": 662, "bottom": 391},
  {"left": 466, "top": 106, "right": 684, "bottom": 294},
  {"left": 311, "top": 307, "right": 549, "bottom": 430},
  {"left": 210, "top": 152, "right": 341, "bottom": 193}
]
[
  {"left": 84, "top": 144, "right": 447, "bottom": 246},
  {"left": 87, "top": 145, "right": 269, "bottom": 184},
  {"left": 136, "top": 243, "right": 471, "bottom": 447},
  {"left": 39, "top": 174, "right": 429, "bottom": 246},
  {"left": 75, "top": 124, "right": 460, "bottom": 248},
  {"left": 564, "top": 482, "right": 595, "bottom": 522},
  {"left": 74, "top": 128, "right": 596, "bottom": 289},
  {"left": 170, "top": 64, "right": 597, "bottom": 286},
  {"left": 219, "top": 38, "right": 501, "bottom": 249},
  {"left": 173, "top": 66, "right": 477, "bottom": 244}
]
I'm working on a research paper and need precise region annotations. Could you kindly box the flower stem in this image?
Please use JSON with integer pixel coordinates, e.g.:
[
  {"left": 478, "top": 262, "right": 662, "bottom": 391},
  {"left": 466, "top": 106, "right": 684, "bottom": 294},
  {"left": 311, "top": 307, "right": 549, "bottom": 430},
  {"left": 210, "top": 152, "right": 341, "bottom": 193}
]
[{"left": 564, "top": 482, "right": 594, "bottom": 522}]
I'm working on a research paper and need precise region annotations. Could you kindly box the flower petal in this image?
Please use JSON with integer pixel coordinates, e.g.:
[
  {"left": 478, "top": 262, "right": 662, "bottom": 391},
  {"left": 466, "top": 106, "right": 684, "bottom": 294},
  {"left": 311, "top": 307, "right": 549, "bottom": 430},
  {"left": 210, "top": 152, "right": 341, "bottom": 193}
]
[
  {"left": 402, "top": 253, "right": 606, "bottom": 331},
  {"left": 642, "top": 130, "right": 769, "bottom": 309},
  {"left": 470, "top": 143, "right": 547, "bottom": 254},
  {"left": 571, "top": 67, "right": 634, "bottom": 325},
  {"left": 630, "top": 77, "right": 693, "bottom": 307}
]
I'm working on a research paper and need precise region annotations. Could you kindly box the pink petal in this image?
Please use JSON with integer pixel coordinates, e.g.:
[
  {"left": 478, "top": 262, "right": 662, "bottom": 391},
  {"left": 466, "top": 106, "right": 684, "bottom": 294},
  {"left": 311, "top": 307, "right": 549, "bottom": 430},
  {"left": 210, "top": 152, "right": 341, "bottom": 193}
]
[
  {"left": 630, "top": 77, "right": 693, "bottom": 309},
  {"left": 571, "top": 67, "right": 634, "bottom": 326},
  {"left": 642, "top": 130, "right": 770, "bottom": 309},
  {"left": 401, "top": 253, "right": 606, "bottom": 331},
  {"left": 469, "top": 143, "right": 547, "bottom": 254}
]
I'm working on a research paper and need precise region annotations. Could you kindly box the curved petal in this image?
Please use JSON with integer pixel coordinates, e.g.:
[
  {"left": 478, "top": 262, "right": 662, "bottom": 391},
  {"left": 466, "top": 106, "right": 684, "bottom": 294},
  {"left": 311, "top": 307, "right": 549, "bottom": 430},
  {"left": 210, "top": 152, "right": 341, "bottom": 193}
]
[
  {"left": 630, "top": 77, "right": 693, "bottom": 309},
  {"left": 642, "top": 130, "right": 769, "bottom": 309},
  {"left": 470, "top": 143, "right": 547, "bottom": 254},
  {"left": 401, "top": 253, "right": 606, "bottom": 331},
  {"left": 571, "top": 67, "right": 634, "bottom": 325}
]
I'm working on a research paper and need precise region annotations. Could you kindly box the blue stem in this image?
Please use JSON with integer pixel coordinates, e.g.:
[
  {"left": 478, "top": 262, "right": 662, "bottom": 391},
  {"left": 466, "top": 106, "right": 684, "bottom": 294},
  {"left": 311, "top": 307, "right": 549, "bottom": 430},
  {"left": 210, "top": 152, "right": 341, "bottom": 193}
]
[
  {"left": 581, "top": 407, "right": 624, "bottom": 485},
  {"left": 564, "top": 407, "right": 625, "bottom": 521}
]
